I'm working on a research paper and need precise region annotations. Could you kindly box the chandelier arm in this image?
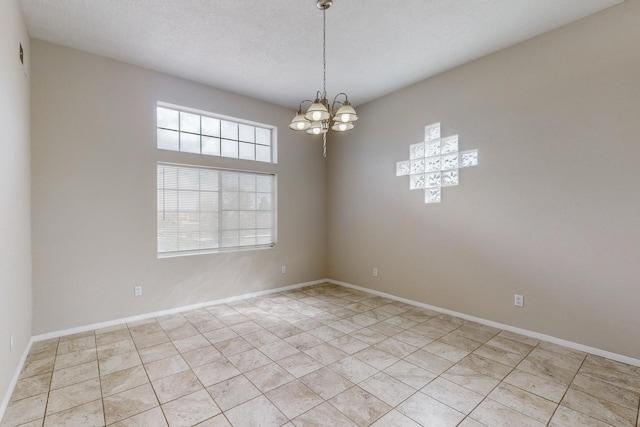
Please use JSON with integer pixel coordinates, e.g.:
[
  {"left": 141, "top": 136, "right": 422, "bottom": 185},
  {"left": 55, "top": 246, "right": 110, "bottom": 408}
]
[
  {"left": 331, "top": 92, "right": 349, "bottom": 113},
  {"left": 299, "top": 99, "right": 314, "bottom": 112}
]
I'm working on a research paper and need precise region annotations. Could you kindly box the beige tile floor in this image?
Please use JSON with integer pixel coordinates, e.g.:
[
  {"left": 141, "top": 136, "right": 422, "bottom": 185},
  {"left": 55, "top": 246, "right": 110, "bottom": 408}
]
[{"left": 2, "top": 283, "right": 640, "bottom": 427}]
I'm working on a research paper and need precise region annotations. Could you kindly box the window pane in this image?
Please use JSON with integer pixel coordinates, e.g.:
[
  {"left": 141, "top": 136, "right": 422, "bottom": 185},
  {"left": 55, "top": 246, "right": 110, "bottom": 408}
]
[
  {"left": 180, "top": 112, "right": 200, "bottom": 134},
  {"left": 158, "top": 166, "right": 178, "bottom": 189},
  {"left": 200, "top": 192, "right": 218, "bottom": 212},
  {"left": 256, "top": 175, "right": 272, "bottom": 193},
  {"left": 161, "top": 189, "right": 178, "bottom": 212},
  {"left": 179, "top": 215, "right": 200, "bottom": 232},
  {"left": 199, "top": 232, "right": 218, "bottom": 249},
  {"left": 178, "top": 168, "right": 199, "bottom": 190},
  {"left": 221, "top": 139, "right": 239, "bottom": 158},
  {"left": 256, "top": 127, "right": 271, "bottom": 146},
  {"left": 239, "top": 142, "right": 255, "bottom": 161},
  {"left": 201, "top": 116, "right": 220, "bottom": 137},
  {"left": 180, "top": 132, "right": 201, "bottom": 154},
  {"left": 158, "top": 129, "right": 179, "bottom": 151},
  {"left": 158, "top": 163, "right": 275, "bottom": 255},
  {"left": 200, "top": 212, "right": 219, "bottom": 231},
  {"left": 221, "top": 120, "right": 238, "bottom": 140},
  {"left": 256, "top": 145, "right": 271, "bottom": 163},
  {"left": 256, "top": 229, "right": 272, "bottom": 245},
  {"left": 157, "top": 107, "right": 179, "bottom": 130},
  {"left": 156, "top": 105, "right": 274, "bottom": 163},
  {"left": 221, "top": 230, "right": 239, "bottom": 248},
  {"left": 239, "top": 124, "right": 255, "bottom": 142},
  {"left": 179, "top": 232, "right": 200, "bottom": 251},
  {"left": 239, "top": 211, "right": 256, "bottom": 229},
  {"left": 239, "top": 192, "right": 256, "bottom": 210},
  {"left": 239, "top": 230, "right": 257, "bottom": 246},
  {"left": 200, "top": 170, "right": 218, "bottom": 191},
  {"left": 257, "top": 211, "right": 272, "bottom": 229},
  {"left": 158, "top": 231, "right": 178, "bottom": 253},
  {"left": 222, "top": 192, "right": 239, "bottom": 210},
  {"left": 239, "top": 174, "right": 256, "bottom": 192},
  {"left": 222, "top": 172, "right": 239, "bottom": 191},
  {"left": 202, "top": 137, "right": 220, "bottom": 156},
  {"left": 178, "top": 191, "right": 199, "bottom": 212},
  {"left": 222, "top": 211, "right": 239, "bottom": 230},
  {"left": 257, "top": 193, "right": 272, "bottom": 210}
]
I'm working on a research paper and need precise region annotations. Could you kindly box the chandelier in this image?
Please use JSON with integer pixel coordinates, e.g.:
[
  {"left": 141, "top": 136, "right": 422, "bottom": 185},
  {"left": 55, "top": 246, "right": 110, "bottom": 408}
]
[{"left": 288, "top": 0, "right": 358, "bottom": 157}]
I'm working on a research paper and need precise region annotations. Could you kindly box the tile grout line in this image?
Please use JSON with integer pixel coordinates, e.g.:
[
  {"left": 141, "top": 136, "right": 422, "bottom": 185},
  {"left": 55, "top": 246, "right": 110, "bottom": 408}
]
[
  {"left": 92, "top": 329, "right": 108, "bottom": 427},
  {"left": 134, "top": 322, "right": 172, "bottom": 427},
  {"left": 7, "top": 283, "right": 640, "bottom": 427},
  {"left": 41, "top": 339, "right": 59, "bottom": 426},
  {"left": 544, "top": 354, "right": 588, "bottom": 426}
]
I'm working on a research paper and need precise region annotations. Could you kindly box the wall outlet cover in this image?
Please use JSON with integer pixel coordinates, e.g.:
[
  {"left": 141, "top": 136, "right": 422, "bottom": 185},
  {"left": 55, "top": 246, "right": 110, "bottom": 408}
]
[{"left": 514, "top": 294, "right": 524, "bottom": 307}]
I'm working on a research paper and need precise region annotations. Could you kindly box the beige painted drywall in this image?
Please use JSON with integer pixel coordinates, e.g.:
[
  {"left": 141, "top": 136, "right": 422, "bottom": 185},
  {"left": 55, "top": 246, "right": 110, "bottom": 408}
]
[
  {"left": 327, "top": 1, "right": 640, "bottom": 358},
  {"left": 0, "top": 0, "right": 32, "bottom": 408},
  {"left": 31, "top": 41, "right": 326, "bottom": 334}
]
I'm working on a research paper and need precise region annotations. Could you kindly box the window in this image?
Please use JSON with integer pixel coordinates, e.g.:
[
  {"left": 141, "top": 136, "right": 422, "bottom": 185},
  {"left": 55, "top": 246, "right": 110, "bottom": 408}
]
[
  {"left": 157, "top": 163, "right": 275, "bottom": 256},
  {"left": 157, "top": 104, "right": 275, "bottom": 163}
]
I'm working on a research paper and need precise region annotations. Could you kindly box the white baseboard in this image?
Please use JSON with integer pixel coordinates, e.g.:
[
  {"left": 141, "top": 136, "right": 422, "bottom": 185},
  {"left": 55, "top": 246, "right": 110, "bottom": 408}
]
[
  {"left": 32, "top": 279, "right": 327, "bottom": 342},
  {"left": 2, "top": 279, "right": 327, "bottom": 423},
  {"left": 4, "top": 276, "right": 639, "bottom": 424},
  {"left": 329, "top": 279, "right": 640, "bottom": 368},
  {"left": 0, "top": 336, "right": 35, "bottom": 423}
]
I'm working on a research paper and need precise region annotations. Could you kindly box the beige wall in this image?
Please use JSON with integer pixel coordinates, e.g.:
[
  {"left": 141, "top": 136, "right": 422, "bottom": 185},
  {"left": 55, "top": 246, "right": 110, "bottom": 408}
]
[
  {"left": 327, "top": 1, "right": 640, "bottom": 359},
  {"left": 31, "top": 41, "right": 327, "bottom": 334},
  {"left": 0, "top": 0, "right": 32, "bottom": 408},
  {"left": 24, "top": 0, "right": 640, "bottom": 360}
]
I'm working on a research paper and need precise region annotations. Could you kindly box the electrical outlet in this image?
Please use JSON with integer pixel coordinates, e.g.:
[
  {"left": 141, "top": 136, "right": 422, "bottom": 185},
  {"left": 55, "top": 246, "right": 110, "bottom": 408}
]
[
  {"left": 281, "top": 265, "right": 286, "bottom": 274},
  {"left": 514, "top": 294, "right": 524, "bottom": 307},
  {"left": 134, "top": 286, "right": 142, "bottom": 297},
  {"left": 373, "top": 268, "right": 378, "bottom": 277}
]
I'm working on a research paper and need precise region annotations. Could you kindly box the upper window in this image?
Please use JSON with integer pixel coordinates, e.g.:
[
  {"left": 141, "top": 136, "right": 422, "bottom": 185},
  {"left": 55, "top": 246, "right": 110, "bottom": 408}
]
[{"left": 157, "top": 103, "right": 275, "bottom": 163}]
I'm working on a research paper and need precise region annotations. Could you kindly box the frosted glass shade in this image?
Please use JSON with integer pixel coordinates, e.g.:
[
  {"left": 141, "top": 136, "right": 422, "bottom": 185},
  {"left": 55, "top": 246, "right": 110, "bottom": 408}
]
[
  {"left": 331, "top": 121, "right": 354, "bottom": 132},
  {"left": 334, "top": 102, "right": 358, "bottom": 123},
  {"left": 289, "top": 113, "right": 311, "bottom": 131},
  {"left": 306, "top": 121, "right": 326, "bottom": 135},
  {"left": 305, "top": 99, "right": 331, "bottom": 122}
]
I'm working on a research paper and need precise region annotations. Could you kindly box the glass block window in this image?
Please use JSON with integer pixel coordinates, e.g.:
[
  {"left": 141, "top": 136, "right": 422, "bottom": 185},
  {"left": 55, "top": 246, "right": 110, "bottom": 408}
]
[
  {"left": 157, "top": 104, "right": 275, "bottom": 163},
  {"left": 157, "top": 163, "right": 276, "bottom": 256},
  {"left": 396, "top": 122, "right": 478, "bottom": 204}
]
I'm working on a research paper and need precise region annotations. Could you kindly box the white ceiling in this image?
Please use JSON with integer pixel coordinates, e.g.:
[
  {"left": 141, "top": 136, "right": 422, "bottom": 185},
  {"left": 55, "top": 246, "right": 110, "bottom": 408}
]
[{"left": 19, "top": 0, "right": 622, "bottom": 110}]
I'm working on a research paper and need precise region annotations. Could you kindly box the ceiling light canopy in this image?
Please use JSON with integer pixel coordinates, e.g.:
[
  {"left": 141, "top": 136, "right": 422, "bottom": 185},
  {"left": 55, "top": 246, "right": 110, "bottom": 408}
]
[{"left": 289, "top": 0, "right": 358, "bottom": 157}]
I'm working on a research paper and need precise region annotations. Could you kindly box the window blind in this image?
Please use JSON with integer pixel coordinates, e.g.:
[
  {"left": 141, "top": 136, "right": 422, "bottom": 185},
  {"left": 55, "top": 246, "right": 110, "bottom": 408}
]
[{"left": 157, "top": 163, "right": 275, "bottom": 255}]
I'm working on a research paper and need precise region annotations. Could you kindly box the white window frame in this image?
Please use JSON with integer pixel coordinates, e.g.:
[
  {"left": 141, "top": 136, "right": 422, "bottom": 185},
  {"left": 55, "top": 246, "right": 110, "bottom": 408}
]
[
  {"left": 156, "top": 101, "right": 278, "bottom": 164},
  {"left": 157, "top": 163, "right": 277, "bottom": 258}
]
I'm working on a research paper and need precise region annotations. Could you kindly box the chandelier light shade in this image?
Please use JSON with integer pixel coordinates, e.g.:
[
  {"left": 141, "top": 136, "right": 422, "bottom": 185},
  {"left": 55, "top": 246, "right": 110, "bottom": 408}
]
[
  {"left": 305, "top": 98, "right": 331, "bottom": 122},
  {"left": 289, "top": 0, "right": 358, "bottom": 157}
]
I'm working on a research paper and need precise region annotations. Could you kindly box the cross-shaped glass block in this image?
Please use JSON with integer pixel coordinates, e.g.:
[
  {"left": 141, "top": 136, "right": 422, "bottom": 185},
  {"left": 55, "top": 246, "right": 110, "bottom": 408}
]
[{"left": 396, "top": 122, "right": 478, "bottom": 203}]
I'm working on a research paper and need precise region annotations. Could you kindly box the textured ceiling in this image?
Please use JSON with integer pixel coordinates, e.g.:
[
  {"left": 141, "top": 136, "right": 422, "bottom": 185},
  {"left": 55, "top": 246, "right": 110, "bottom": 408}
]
[{"left": 19, "top": 0, "right": 622, "bottom": 110}]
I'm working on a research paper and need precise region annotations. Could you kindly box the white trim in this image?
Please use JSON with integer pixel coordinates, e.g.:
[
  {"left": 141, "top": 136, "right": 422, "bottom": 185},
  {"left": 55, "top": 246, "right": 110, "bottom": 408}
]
[
  {"left": 156, "top": 101, "right": 278, "bottom": 165},
  {"left": 6, "top": 276, "right": 638, "bottom": 423},
  {"left": 0, "top": 336, "right": 34, "bottom": 422},
  {"left": 32, "top": 279, "right": 327, "bottom": 342},
  {"left": 328, "top": 279, "right": 640, "bottom": 368}
]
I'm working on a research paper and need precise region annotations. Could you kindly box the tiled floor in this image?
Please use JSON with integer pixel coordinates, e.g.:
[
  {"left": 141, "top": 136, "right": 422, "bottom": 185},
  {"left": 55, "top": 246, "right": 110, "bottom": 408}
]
[{"left": 2, "top": 283, "right": 640, "bottom": 427}]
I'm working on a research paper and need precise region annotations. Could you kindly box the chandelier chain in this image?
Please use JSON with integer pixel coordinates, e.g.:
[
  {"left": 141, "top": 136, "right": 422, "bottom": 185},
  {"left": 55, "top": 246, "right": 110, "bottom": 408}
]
[
  {"left": 323, "top": 132, "right": 327, "bottom": 158},
  {"left": 323, "top": 8, "right": 327, "bottom": 95},
  {"left": 288, "top": 0, "right": 358, "bottom": 157}
]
